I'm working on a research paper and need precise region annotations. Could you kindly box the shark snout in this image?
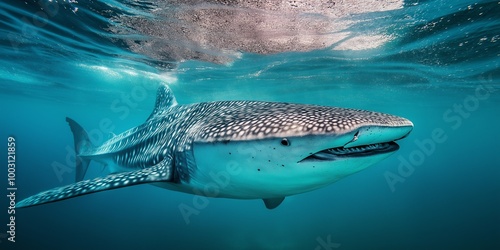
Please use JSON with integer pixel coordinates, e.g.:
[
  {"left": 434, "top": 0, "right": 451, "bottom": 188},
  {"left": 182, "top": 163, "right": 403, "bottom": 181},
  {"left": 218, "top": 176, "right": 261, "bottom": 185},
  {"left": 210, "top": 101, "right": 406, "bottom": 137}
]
[{"left": 343, "top": 120, "right": 413, "bottom": 148}]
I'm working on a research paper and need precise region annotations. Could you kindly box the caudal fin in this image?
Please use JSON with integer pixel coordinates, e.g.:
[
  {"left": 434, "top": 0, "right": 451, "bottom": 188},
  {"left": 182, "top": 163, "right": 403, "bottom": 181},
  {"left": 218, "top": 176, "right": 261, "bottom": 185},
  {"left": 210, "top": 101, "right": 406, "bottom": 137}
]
[{"left": 66, "top": 117, "right": 93, "bottom": 182}]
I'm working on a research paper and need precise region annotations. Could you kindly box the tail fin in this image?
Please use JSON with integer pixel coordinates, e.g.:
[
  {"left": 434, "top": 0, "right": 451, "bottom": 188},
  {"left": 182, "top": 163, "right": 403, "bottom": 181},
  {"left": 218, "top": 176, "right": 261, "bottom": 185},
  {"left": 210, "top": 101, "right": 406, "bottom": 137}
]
[{"left": 66, "top": 117, "right": 93, "bottom": 182}]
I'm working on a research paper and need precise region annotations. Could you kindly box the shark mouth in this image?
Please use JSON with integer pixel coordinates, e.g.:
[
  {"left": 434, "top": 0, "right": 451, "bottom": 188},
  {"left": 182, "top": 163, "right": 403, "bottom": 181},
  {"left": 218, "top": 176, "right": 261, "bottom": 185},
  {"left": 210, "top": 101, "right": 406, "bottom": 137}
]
[{"left": 301, "top": 142, "right": 399, "bottom": 162}]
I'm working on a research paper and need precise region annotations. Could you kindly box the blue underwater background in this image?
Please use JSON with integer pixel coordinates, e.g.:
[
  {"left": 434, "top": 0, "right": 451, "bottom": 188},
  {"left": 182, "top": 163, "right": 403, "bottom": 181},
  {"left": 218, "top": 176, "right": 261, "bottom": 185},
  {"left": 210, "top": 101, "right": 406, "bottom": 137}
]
[{"left": 0, "top": 0, "right": 499, "bottom": 249}]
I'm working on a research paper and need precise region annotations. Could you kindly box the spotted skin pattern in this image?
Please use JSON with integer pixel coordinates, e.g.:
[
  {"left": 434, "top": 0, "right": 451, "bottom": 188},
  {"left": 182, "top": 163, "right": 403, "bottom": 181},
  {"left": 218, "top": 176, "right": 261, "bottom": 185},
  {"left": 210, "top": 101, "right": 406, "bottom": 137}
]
[
  {"left": 191, "top": 101, "right": 411, "bottom": 142},
  {"left": 91, "top": 86, "right": 411, "bottom": 167}
]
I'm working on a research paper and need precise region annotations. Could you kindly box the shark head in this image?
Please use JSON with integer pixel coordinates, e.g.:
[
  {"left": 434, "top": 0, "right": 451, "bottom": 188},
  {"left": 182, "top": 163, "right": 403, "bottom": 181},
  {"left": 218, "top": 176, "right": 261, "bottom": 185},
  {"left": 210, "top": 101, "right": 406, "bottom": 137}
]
[{"left": 187, "top": 100, "right": 413, "bottom": 200}]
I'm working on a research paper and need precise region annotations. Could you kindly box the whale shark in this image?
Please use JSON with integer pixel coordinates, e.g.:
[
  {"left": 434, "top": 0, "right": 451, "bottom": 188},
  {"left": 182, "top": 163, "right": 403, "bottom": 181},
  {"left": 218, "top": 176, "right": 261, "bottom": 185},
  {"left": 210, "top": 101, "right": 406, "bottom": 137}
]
[{"left": 17, "top": 85, "right": 413, "bottom": 209}]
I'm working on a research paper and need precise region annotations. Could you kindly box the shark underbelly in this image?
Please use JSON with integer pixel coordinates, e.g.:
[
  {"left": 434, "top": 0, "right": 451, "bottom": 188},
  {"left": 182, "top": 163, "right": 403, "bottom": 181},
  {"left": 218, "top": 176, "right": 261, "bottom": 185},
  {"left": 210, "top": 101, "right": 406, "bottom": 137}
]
[{"left": 184, "top": 140, "right": 396, "bottom": 199}]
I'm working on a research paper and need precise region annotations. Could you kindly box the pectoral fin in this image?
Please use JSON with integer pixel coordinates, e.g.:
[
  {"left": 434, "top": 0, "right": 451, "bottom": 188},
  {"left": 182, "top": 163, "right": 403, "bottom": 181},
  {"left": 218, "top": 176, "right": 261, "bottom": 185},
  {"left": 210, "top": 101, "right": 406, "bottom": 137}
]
[
  {"left": 263, "top": 197, "right": 285, "bottom": 209},
  {"left": 17, "top": 159, "right": 173, "bottom": 209}
]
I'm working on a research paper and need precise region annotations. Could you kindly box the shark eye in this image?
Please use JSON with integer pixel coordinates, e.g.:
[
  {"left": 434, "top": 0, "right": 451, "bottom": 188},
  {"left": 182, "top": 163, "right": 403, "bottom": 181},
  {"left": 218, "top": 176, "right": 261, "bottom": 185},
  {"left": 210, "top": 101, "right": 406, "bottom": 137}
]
[{"left": 280, "top": 138, "right": 291, "bottom": 146}]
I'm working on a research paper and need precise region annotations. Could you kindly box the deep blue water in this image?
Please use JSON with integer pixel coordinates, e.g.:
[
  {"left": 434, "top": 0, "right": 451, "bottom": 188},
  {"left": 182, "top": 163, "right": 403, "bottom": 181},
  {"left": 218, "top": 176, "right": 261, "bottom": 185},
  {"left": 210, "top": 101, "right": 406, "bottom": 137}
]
[{"left": 1, "top": 0, "right": 499, "bottom": 249}]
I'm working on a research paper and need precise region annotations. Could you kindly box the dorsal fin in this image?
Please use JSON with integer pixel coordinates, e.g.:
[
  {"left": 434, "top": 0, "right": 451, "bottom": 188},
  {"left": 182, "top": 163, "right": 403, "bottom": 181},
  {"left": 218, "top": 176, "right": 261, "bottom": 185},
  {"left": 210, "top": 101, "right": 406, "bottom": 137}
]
[
  {"left": 147, "top": 85, "right": 178, "bottom": 120},
  {"left": 66, "top": 117, "right": 93, "bottom": 182}
]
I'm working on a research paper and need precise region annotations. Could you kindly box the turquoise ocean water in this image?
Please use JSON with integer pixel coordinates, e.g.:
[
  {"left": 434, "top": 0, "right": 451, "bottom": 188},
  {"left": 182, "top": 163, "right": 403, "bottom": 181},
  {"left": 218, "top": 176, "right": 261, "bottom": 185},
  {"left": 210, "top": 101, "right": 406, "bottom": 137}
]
[{"left": 0, "top": 0, "right": 499, "bottom": 249}]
